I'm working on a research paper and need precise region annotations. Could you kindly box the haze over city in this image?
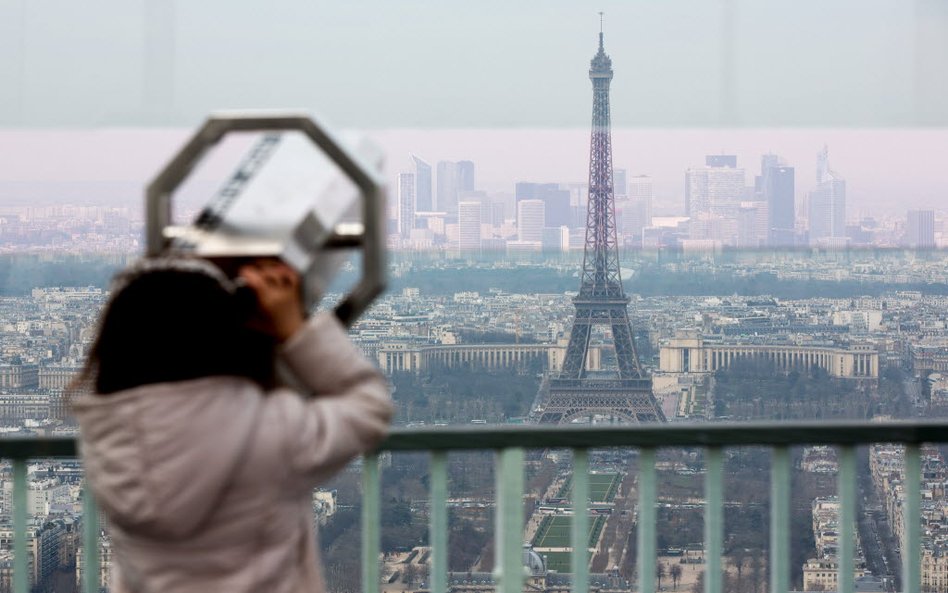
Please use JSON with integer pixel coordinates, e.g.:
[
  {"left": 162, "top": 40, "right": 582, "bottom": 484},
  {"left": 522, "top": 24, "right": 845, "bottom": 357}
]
[{"left": 0, "top": 128, "right": 946, "bottom": 218}]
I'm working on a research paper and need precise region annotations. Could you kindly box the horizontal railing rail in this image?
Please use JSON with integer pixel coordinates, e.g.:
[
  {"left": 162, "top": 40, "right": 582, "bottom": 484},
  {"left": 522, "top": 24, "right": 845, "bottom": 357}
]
[
  {"left": 1, "top": 420, "right": 943, "bottom": 593},
  {"left": 379, "top": 419, "right": 948, "bottom": 450}
]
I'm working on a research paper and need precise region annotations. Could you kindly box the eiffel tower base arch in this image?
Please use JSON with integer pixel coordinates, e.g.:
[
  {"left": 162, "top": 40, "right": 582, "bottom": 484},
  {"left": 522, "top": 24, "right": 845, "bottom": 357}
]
[{"left": 535, "top": 378, "right": 666, "bottom": 424}]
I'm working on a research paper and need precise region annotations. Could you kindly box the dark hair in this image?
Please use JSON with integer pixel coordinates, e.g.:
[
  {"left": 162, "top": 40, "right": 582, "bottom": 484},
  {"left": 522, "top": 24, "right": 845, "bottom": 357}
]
[{"left": 78, "top": 260, "right": 276, "bottom": 394}]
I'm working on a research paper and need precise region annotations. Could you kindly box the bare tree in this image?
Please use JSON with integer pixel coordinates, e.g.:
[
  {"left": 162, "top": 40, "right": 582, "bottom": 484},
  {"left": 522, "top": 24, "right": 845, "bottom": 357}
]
[
  {"left": 670, "top": 564, "right": 683, "bottom": 590},
  {"left": 729, "top": 548, "right": 747, "bottom": 586},
  {"left": 657, "top": 562, "right": 667, "bottom": 590}
]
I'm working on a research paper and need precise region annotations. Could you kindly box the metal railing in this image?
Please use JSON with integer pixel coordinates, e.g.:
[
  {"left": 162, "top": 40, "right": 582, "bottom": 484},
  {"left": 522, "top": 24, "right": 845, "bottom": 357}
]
[
  {"left": 367, "top": 420, "right": 942, "bottom": 593},
  {"left": 0, "top": 420, "right": 941, "bottom": 593}
]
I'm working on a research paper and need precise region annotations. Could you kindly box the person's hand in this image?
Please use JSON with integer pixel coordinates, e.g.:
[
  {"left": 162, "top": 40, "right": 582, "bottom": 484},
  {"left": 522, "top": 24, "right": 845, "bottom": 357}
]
[{"left": 238, "top": 259, "right": 306, "bottom": 342}]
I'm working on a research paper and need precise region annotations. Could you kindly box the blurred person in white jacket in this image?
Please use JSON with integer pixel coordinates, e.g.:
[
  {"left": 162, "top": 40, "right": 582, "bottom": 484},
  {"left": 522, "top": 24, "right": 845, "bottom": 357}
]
[{"left": 73, "top": 257, "right": 393, "bottom": 593}]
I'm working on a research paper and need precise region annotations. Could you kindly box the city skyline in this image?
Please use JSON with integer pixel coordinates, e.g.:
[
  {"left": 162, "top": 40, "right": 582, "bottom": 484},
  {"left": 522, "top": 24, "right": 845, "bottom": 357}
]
[{"left": 1, "top": 128, "right": 947, "bottom": 219}]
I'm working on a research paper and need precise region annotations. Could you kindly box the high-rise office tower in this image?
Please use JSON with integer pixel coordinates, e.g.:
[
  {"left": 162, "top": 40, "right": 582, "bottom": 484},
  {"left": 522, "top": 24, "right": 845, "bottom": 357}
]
[
  {"left": 457, "top": 200, "right": 482, "bottom": 252},
  {"left": 685, "top": 156, "right": 745, "bottom": 243},
  {"left": 758, "top": 154, "right": 795, "bottom": 246},
  {"left": 396, "top": 172, "right": 415, "bottom": 239},
  {"left": 628, "top": 175, "right": 653, "bottom": 210},
  {"left": 685, "top": 169, "right": 709, "bottom": 217},
  {"left": 460, "top": 190, "right": 507, "bottom": 244},
  {"left": 488, "top": 199, "right": 506, "bottom": 227},
  {"left": 436, "top": 161, "right": 459, "bottom": 218},
  {"left": 410, "top": 154, "right": 432, "bottom": 212},
  {"left": 515, "top": 182, "right": 571, "bottom": 227},
  {"left": 457, "top": 161, "right": 475, "bottom": 193},
  {"left": 685, "top": 156, "right": 744, "bottom": 217},
  {"left": 906, "top": 210, "right": 935, "bottom": 248},
  {"left": 737, "top": 201, "right": 769, "bottom": 247},
  {"left": 760, "top": 153, "right": 780, "bottom": 172},
  {"left": 808, "top": 146, "right": 846, "bottom": 244},
  {"left": 614, "top": 168, "right": 628, "bottom": 198},
  {"left": 541, "top": 226, "right": 571, "bottom": 252},
  {"left": 517, "top": 199, "right": 545, "bottom": 242},
  {"left": 622, "top": 174, "right": 653, "bottom": 239}
]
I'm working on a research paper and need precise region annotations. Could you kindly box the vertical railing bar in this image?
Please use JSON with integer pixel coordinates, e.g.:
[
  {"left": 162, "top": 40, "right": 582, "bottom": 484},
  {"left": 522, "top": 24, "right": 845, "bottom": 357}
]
[
  {"left": 361, "top": 453, "right": 381, "bottom": 593},
  {"left": 838, "top": 445, "right": 856, "bottom": 593},
  {"left": 12, "top": 459, "right": 28, "bottom": 593},
  {"left": 637, "top": 448, "right": 657, "bottom": 593},
  {"left": 903, "top": 444, "right": 921, "bottom": 593},
  {"left": 430, "top": 451, "right": 449, "bottom": 593},
  {"left": 770, "top": 447, "right": 790, "bottom": 593},
  {"left": 495, "top": 447, "right": 525, "bottom": 593},
  {"left": 571, "top": 449, "right": 590, "bottom": 593},
  {"left": 705, "top": 447, "right": 723, "bottom": 593},
  {"left": 82, "top": 484, "right": 100, "bottom": 593}
]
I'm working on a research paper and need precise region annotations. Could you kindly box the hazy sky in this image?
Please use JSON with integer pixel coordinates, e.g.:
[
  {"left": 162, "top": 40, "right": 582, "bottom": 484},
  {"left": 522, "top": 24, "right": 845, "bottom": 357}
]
[
  {"left": 0, "top": 1, "right": 946, "bottom": 127},
  {"left": 0, "top": 128, "right": 945, "bottom": 218},
  {"left": 1, "top": 2, "right": 945, "bottom": 218}
]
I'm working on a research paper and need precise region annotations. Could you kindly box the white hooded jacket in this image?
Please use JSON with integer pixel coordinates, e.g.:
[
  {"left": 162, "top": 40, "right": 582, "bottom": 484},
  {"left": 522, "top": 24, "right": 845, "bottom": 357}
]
[{"left": 74, "top": 312, "right": 393, "bottom": 593}]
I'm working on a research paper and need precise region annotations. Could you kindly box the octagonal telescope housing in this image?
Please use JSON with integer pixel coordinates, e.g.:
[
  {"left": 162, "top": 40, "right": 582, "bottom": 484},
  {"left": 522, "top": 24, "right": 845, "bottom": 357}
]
[{"left": 145, "top": 112, "right": 387, "bottom": 326}]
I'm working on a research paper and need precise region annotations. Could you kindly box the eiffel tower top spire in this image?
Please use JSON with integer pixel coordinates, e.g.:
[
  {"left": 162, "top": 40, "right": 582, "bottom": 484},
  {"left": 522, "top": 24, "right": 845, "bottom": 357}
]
[
  {"left": 590, "top": 28, "right": 613, "bottom": 79},
  {"left": 598, "top": 12, "right": 605, "bottom": 50}
]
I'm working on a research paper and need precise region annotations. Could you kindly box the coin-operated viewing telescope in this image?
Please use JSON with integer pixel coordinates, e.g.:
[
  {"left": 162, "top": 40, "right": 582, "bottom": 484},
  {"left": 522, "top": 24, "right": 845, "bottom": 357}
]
[{"left": 145, "top": 112, "right": 387, "bottom": 326}]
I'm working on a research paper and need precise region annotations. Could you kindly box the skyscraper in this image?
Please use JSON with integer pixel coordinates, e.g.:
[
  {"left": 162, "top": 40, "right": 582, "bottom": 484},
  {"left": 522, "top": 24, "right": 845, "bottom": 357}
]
[
  {"left": 622, "top": 174, "right": 653, "bottom": 240},
  {"left": 758, "top": 155, "right": 795, "bottom": 246},
  {"left": 457, "top": 160, "right": 475, "bottom": 193},
  {"left": 396, "top": 172, "right": 415, "bottom": 239},
  {"left": 541, "top": 226, "right": 570, "bottom": 252},
  {"left": 614, "top": 168, "right": 628, "bottom": 198},
  {"left": 737, "top": 201, "right": 769, "bottom": 247},
  {"left": 437, "top": 161, "right": 459, "bottom": 219},
  {"left": 410, "top": 154, "right": 432, "bottom": 212},
  {"left": 685, "top": 156, "right": 744, "bottom": 217},
  {"left": 685, "top": 156, "right": 745, "bottom": 243},
  {"left": 517, "top": 199, "right": 545, "bottom": 242},
  {"left": 685, "top": 168, "right": 709, "bottom": 217},
  {"left": 457, "top": 200, "right": 482, "bottom": 253},
  {"left": 808, "top": 145, "right": 846, "bottom": 245},
  {"left": 515, "top": 182, "right": 571, "bottom": 227},
  {"left": 906, "top": 210, "right": 936, "bottom": 248}
]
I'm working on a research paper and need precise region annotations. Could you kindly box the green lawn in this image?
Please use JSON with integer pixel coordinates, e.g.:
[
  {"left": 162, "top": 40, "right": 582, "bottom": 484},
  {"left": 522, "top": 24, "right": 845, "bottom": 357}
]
[
  {"left": 532, "top": 515, "right": 607, "bottom": 549},
  {"left": 555, "top": 473, "right": 621, "bottom": 503}
]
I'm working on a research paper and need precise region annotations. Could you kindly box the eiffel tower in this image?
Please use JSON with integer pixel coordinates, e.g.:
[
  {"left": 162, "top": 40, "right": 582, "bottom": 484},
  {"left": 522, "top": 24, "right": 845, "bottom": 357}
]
[{"left": 536, "top": 26, "right": 666, "bottom": 424}]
